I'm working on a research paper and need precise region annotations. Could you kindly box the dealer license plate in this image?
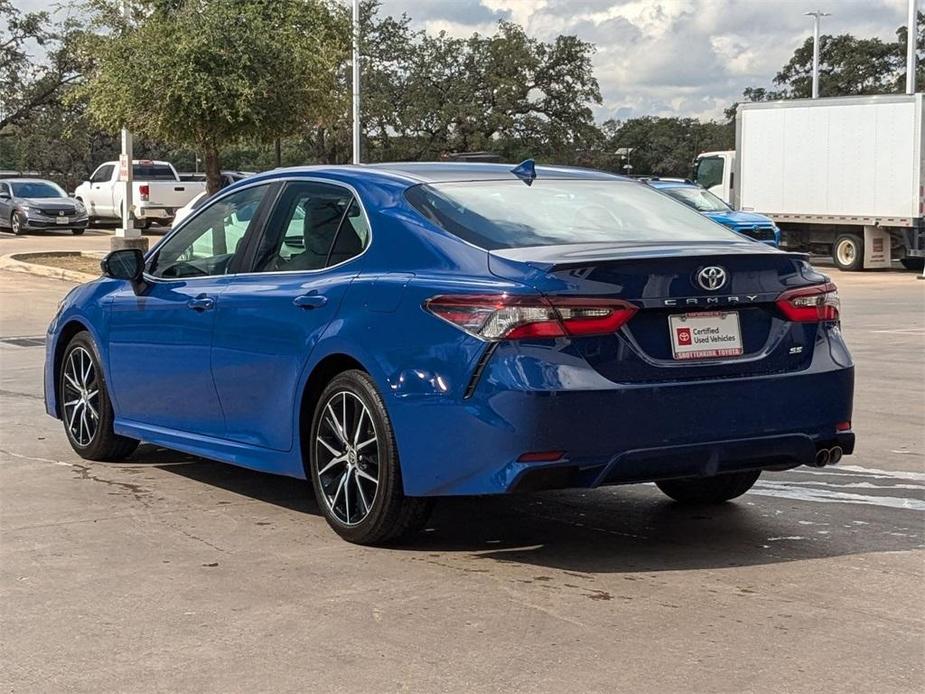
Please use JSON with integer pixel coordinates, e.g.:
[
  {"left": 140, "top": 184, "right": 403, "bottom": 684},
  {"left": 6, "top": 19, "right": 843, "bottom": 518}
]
[
  {"left": 669, "top": 311, "right": 743, "bottom": 360},
  {"left": 55, "top": 217, "right": 69, "bottom": 225}
]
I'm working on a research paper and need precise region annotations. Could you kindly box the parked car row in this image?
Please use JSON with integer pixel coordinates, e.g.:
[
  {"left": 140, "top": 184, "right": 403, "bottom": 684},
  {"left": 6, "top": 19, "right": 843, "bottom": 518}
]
[{"left": 1, "top": 165, "right": 256, "bottom": 235}]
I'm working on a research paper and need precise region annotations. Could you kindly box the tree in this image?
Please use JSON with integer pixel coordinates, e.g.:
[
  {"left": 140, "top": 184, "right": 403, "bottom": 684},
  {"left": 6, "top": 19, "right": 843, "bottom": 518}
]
[
  {"left": 78, "top": 0, "right": 347, "bottom": 193},
  {"left": 303, "top": 2, "right": 602, "bottom": 165},
  {"left": 0, "top": 1, "right": 85, "bottom": 131},
  {"left": 591, "top": 117, "right": 733, "bottom": 178}
]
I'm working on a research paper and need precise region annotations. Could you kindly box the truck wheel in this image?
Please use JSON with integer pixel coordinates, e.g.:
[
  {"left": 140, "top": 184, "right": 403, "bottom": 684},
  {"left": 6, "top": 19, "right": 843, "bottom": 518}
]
[
  {"left": 900, "top": 257, "right": 924, "bottom": 272},
  {"left": 833, "top": 233, "right": 864, "bottom": 271}
]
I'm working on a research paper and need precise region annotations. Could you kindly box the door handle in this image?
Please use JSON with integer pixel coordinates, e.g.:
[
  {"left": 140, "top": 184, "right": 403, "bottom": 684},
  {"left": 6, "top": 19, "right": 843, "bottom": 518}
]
[
  {"left": 293, "top": 293, "right": 327, "bottom": 309},
  {"left": 187, "top": 296, "right": 215, "bottom": 312}
]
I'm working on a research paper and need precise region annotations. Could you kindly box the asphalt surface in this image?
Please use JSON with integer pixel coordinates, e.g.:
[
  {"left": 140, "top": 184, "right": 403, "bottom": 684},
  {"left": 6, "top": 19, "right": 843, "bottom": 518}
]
[{"left": 2, "top": 229, "right": 923, "bottom": 693}]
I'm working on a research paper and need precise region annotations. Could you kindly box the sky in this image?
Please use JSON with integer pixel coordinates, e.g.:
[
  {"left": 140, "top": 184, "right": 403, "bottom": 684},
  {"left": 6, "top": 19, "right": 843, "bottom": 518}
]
[
  {"left": 12, "top": 0, "right": 915, "bottom": 122},
  {"left": 375, "top": 0, "right": 913, "bottom": 121}
]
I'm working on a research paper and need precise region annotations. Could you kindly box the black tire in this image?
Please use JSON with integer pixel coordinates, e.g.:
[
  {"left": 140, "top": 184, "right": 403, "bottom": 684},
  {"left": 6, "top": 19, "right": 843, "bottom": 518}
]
[
  {"left": 10, "top": 212, "right": 25, "bottom": 235},
  {"left": 309, "top": 369, "right": 432, "bottom": 544},
  {"left": 900, "top": 257, "right": 924, "bottom": 272},
  {"left": 58, "top": 332, "right": 139, "bottom": 461},
  {"left": 71, "top": 227, "right": 86, "bottom": 235},
  {"left": 832, "top": 233, "right": 864, "bottom": 271},
  {"left": 656, "top": 470, "right": 761, "bottom": 504}
]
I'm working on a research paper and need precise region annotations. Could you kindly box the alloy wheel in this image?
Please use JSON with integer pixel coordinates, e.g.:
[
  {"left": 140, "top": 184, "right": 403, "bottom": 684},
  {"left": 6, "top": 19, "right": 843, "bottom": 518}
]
[
  {"left": 62, "top": 346, "right": 100, "bottom": 446},
  {"left": 314, "top": 390, "right": 380, "bottom": 526},
  {"left": 11, "top": 214, "right": 21, "bottom": 234}
]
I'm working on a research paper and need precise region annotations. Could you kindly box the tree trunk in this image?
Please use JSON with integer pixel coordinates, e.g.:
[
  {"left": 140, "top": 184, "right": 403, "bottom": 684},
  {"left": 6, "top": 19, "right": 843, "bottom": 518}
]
[{"left": 203, "top": 143, "right": 221, "bottom": 195}]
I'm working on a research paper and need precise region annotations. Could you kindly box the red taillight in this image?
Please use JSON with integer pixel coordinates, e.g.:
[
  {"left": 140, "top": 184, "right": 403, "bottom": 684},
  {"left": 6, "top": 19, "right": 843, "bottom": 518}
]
[
  {"left": 139, "top": 184, "right": 150, "bottom": 201},
  {"left": 424, "top": 294, "right": 637, "bottom": 340},
  {"left": 517, "top": 451, "right": 566, "bottom": 463},
  {"left": 775, "top": 282, "right": 839, "bottom": 322},
  {"left": 836, "top": 421, "right": 852, "bottom": 432}
]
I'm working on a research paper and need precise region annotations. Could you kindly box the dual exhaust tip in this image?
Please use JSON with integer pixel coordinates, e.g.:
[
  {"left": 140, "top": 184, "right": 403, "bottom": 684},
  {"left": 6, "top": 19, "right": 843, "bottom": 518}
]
[{"left": 811, "top": 445, "right": 843, "bottom": 467}]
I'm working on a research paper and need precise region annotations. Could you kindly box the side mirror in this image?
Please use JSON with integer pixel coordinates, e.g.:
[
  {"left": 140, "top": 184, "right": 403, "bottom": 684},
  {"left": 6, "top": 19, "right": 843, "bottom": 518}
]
[
  {"left": 0, "top": 192, "right": 9, "bottom": 200},
  {"left": 101, "top": 249, "right": 146, "bottom": 293}
]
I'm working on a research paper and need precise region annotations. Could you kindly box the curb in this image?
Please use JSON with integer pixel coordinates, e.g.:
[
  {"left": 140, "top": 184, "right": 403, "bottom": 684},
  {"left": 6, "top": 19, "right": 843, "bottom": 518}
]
[{"left": 0, "top": 252, "right": 101, "bottom": 284}]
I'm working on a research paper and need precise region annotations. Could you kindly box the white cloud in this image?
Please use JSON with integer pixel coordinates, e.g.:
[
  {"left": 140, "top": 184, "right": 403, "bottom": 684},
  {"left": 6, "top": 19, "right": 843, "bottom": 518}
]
[{"left": 379, "top": 0, "right": 911, "bottom": 121}]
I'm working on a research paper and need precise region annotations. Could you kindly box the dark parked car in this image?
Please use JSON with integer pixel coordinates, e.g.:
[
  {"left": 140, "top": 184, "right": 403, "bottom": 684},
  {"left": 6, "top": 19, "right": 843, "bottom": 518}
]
[
  {"left": 45, "top": 162, "right": 854, "bottom": 545},
  {"left": 0, "top": 178, "right": 89, "bottom": 235}
]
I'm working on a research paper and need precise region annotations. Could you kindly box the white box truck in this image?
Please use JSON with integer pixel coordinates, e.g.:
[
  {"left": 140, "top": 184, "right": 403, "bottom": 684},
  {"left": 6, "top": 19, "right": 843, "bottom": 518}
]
[{"left": 693, "top": 94, "right": 925, "bottom": 271}]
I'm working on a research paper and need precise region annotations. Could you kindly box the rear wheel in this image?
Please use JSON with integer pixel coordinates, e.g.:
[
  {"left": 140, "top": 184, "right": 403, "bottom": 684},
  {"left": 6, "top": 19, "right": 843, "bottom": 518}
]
[
  {"left": 832, "top": 233, "right": 863, "bottom": 271},
  {"left": 58, "top": 332, "right": 139, "bottom": 461},
  {"left": 656, "top": 470, "right": 760, "bottom": 504},
  {"left": 309, "top": 370, "right": 432, "bottom": 544}
]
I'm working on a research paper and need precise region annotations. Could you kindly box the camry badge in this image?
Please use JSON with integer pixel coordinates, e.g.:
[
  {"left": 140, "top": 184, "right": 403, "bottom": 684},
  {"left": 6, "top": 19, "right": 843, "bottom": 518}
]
[{"left": 696, "top": 266, "right": 727, "bottom": 291}]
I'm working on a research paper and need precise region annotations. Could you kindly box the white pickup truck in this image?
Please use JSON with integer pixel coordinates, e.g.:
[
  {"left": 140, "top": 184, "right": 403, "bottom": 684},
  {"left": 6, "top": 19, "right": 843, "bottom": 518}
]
[{"left": 74, "top": 160, "right": 206, "bottom": 228}]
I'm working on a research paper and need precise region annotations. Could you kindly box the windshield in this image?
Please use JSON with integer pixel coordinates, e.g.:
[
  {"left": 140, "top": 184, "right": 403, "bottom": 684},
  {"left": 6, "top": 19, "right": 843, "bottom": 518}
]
[
  {"left": 405, "top": 179, "right": 738, "bottom": 250},
  {"left": 661, "top": 186, "right": 730, "bottom": 212},
  {"left": 9, "top": 181, "right": 67, "bottom": 198}
]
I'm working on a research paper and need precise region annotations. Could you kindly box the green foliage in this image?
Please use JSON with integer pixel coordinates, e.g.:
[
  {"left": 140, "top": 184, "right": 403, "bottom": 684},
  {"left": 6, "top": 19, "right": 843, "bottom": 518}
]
[
  {"left": 0, "top": 1, "right": 85, "bottom": 131},
  {"left": 589, "top": 117, "right": 734, "bottom": 178},
  {"left": 303, "top": 3, "right": 602, "bottom": 165},
  {"left": 77, "top": 0, "right": 347, "bottom": 191}
]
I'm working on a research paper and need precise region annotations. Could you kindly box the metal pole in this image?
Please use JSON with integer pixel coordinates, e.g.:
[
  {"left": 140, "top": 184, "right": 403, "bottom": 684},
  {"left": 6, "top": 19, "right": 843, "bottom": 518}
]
[
  {"left": 806, "top": 11, "right": 830, "bottom": 99},
  {"left": 352, "top": 0, "right": 360, "bottom": 165},
  {"left": 115, "top": 0, "right": 140, "bottom": 249},
  {"left": 907, "top": 0, "right": 918, "bottom": 95}
]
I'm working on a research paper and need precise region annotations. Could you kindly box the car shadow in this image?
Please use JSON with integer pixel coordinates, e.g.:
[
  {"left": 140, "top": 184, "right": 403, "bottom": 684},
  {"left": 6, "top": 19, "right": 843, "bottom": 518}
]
[{"left": 132, "top": 445, "right": 923, "bottom": 575}]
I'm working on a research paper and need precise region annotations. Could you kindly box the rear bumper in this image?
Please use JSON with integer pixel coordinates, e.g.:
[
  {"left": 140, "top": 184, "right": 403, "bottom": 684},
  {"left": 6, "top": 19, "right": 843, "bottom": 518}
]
[{"left": 389, "top": 346, "right": 854, "bottom": 497}]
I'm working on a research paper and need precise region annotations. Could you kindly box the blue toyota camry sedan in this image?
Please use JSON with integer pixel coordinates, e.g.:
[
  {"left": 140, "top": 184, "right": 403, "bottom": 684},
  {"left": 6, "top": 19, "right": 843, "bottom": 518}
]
[{"left": 45, "top": 162, "right": 855, "bottom": 544}]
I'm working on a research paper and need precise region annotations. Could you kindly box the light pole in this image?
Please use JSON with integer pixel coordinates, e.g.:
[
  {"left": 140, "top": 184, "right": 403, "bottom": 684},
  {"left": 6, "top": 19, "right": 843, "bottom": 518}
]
[
  {"left": 806, "top": 10, "right": 830, "bottom": 99},
  {"left": 907, "top": 0, "right": 918, "bottom": 95},
  {"left": 351, "top": 0, "right": 360, "bottom": 165},
  {"left": 114, "top": 0, "right": 146, "bottom": 251}
]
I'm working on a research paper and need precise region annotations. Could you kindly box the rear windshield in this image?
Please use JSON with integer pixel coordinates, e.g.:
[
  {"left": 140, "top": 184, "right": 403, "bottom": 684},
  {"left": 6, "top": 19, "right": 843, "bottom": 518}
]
[
  {"left": 405, "top": 179, "right": 738, "bottom": 250},
  {"left": 133, "top": 164, "right": 176, "bottom": 180}
]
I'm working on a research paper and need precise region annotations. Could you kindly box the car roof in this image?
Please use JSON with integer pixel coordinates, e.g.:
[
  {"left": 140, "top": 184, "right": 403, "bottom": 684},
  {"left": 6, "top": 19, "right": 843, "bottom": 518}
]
[
  {"left": 0, "top": 177, "right": 58, "bottom": 184},
  {"left": 265, "top": 162, "right": 630, "bottom": 186},
  {"left": 645, "top": 179, "right": 699, "bottom": 190}
]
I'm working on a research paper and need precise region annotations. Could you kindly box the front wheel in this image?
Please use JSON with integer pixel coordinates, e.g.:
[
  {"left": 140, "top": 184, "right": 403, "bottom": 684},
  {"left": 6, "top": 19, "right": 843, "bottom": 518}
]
[
  {"left": 832, "top": 233, "right": 864, "bottom": 271},
  {"left": 10, "top": 212, "right": 24, "bottom": 235},
  {"left": 71, "top": 227, "right": 86, "bottom": 236},
  {"left": 58, "top": 332, "right": 139, "bottom": 461},
  {"left": 656, "top": 470, "right": 761, "bottom": 504},
  {"left": 309, "top": 370, "right": 432, "bottom": 545}
]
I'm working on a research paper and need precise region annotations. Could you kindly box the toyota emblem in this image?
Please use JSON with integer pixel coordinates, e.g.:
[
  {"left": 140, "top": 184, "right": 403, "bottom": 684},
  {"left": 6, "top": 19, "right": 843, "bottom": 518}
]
[{"left": 696, "top": 266, "right": 727, "bottom": 291}]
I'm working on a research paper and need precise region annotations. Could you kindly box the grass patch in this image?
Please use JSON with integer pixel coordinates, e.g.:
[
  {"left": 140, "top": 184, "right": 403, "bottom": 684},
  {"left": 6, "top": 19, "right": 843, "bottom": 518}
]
[{"left": 19, "top": 253, "right": 101, "bottom": 276}]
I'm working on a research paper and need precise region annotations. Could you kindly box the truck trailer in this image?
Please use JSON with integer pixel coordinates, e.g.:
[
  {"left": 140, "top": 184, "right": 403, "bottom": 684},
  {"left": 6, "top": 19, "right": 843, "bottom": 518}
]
[{"left": 694, "top": 94, "right": 925, "bottom": 271}]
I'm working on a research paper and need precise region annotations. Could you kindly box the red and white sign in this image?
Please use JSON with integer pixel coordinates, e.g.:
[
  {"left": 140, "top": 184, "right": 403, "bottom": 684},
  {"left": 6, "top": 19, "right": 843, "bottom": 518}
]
[
  {"left": 669, "top": 311, "right": 743, "bottom": 360},
  {"left": 118, "top": 154, "right": 130, "bottom": 182}
]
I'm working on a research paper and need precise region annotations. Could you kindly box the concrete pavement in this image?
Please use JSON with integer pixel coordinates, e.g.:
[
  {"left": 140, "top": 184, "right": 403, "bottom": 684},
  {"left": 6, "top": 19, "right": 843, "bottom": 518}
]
[{"left": 1, "top": 233, "right": 923, "bottom": 693}]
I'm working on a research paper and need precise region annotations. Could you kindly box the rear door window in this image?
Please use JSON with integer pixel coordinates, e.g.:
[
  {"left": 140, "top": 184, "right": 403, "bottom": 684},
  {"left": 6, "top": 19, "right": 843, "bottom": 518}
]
[{"left": 252, "top": 181, "right": 369, "bottom": 273}]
